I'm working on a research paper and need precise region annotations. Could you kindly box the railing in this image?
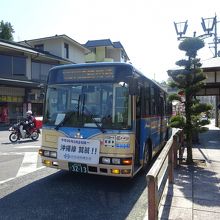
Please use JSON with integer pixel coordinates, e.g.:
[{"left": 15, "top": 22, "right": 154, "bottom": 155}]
[{"left": 147, "top": 130, "right": 184, "bottom": 220}]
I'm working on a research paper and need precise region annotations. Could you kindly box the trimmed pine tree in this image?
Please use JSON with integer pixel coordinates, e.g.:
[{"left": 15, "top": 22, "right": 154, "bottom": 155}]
[{"left": 168, "top": 37, "right": 212, "bottom": 164}]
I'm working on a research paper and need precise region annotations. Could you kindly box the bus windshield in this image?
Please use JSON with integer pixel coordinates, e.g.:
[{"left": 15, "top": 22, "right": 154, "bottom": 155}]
[{"left": 44, "top": 82, "right": 132, "bottom": 130}]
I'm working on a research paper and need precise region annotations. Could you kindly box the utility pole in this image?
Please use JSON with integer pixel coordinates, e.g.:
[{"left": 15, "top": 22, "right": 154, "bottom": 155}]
[{"left": 214, "top": 15, "right": 218, "bottom": 57}]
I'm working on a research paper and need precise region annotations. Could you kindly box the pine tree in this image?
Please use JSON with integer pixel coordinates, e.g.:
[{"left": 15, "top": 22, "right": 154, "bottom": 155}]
[
  {"left": 0, "top": 20, "right": 14, "bottom": 41},
  {"left": 168, "top": 37, "right": 212, "bottom": 164}
]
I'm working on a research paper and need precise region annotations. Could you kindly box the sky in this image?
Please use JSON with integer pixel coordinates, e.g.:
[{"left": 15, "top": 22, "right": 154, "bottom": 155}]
[{"left": 1, "top": 0, "right": 220, "bottom": 82}]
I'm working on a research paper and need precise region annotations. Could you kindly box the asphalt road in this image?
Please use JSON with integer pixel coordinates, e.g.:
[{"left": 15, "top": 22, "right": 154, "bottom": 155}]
[
  {"left": 0, "top": 130, "right": 43, "bottom": 183},
  {"left": 0, "top": 130, "right": 149, "bottom": 220}
]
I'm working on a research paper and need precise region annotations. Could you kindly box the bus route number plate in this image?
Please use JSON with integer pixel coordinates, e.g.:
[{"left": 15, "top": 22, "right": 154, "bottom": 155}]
[{"left": 68, "top": 163, "right": 88, "bottom": 173}]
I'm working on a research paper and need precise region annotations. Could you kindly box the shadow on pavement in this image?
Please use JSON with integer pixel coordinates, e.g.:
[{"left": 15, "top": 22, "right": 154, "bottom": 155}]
[
  {"left": 160, "top": 126, "right": 220, "bottom": 219},
  {"left": 0, "top": 169, "right": 147, "bottom": 220}
]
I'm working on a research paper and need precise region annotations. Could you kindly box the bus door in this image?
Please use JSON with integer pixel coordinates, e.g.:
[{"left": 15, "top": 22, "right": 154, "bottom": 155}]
[
  {"left": 159, "top": 95, "right": 165, "bottom": 143},
  {"left": 135, "top": 90, "right": 142, "bottom": 165}
]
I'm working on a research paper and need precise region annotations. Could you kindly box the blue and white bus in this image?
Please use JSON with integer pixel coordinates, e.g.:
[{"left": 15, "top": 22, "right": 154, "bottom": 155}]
[{"left": 39, "top": 62, "right": 171, "bottom": 177}]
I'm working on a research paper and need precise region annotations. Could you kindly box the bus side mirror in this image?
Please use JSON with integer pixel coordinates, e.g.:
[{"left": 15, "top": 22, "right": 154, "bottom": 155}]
[
  {"left": 129, "top": 78, "right": 138, "bottom": 95},
  {"left": 38, "top": 83, "right": 46, "bottom": 100}
]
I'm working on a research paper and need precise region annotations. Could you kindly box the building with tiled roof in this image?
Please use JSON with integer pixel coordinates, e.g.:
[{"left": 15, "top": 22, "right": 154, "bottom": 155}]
[
  {"left": 0, "top": 35, "right": 89, "bottom": 125},
  {"left": 84, "top": 39, "right": 129, "bottom": 63}
]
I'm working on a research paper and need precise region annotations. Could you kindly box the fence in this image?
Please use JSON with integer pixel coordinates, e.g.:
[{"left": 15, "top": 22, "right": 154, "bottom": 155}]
[{"left": 147, "top": 130, "right": 184, "bottom": 220}]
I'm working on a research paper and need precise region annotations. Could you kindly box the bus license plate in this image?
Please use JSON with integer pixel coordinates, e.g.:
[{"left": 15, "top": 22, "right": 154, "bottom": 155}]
[{"left": 68, "top": 163, "right": 88, "bottom": 173}]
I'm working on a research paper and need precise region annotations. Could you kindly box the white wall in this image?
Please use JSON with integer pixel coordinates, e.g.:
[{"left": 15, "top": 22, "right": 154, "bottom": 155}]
[
  {"left": 62, "top": 39, "right": 86, "bottom": 63},
  {"left": 26, "top": 37, "right": 86, "bottom": 63}
]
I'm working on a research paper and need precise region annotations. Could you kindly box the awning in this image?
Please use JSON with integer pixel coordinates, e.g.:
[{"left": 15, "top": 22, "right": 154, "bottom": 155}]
[{"left": 0, "top": 77, "right": 40, "bottom": 88}]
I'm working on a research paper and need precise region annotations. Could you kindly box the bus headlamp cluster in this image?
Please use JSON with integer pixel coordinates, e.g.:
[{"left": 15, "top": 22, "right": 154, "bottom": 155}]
[
  {"left": 42, "top": 159, "right": 58, "bottom": 167},
  {"left": 102, "top": 157, "right": 111, "bottom": 164},
  {"left": 39, "top": 149, "right": 57, "bottom": 158},
  {"left": 101, "top": 157, "right": 132, "bottom": 165},
  {"left": 112, "top": 158, "right": 121, "bottom": 164}
]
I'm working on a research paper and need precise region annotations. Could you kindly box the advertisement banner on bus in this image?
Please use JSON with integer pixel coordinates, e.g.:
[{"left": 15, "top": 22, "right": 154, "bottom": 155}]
[{"left": 57, "top": 137, "right": 100, "bottom": 164}]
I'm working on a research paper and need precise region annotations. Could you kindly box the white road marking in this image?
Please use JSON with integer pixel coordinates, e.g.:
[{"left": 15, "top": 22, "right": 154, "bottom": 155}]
[
  {"left": 0, "top": 138, "right": 44, "bottom": 184},
  {"left": 16, "top": 152, "right": 40, "bottom": 177},
  {"left": 0, "top": 152, "right": 23, "bottom": 156},
  {"left": 14, "top": 145, "right": 41, "bottom": 149},
  {"left": 0, "top": 167, "right": 45, "bottom": 184}
]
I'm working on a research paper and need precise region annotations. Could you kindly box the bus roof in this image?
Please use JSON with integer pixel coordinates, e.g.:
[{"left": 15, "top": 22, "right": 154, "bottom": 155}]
[
  {"left": 49, "top": 62, "right": 133, "bottom": 71},
  {"left": 48, "top": 62, "right": 167, "bottom": 93}
]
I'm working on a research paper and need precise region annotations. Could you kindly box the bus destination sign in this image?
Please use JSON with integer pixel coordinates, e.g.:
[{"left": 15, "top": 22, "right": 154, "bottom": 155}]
[{"left": 63, "top": 67, "right": 114, "bottom": 81}]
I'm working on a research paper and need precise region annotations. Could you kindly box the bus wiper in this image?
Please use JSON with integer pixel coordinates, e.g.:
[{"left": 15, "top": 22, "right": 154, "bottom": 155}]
[
  {"left": 84, "top": 107, "right": 106, "bottom": 133},
  {"left": 54, "top": 110, "right": 76, "bottom": 130},
  {"left": 55, "top": 95, "right": 83, "bottom": 130},
  {"left": 81, "top": 94, "right": 105, "bottom": 133},
  {"left": 54, "top": 104, "right": 78, "bottom": 130}
]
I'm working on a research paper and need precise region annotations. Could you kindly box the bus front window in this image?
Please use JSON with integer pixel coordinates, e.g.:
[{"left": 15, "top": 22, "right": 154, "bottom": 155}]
[{"left": 44, "top": 83, "right": 132, "bottom": 130}]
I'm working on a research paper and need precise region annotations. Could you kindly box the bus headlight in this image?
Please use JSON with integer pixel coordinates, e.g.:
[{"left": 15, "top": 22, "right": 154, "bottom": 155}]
[
  {"left": 44, "top": 150, "right": 50, "bottom": 157},
  {"left": 112, "top": 158, "right": 120, "bottom": 165},
  {"left": 39, "top": 150, "right": 57, "bottom": 158},
  {"left": 102, "top": 157, "right": 111, "bottom": 164},
  {"left": 50, "top": 151, "right": 57, "bottom": 158}
]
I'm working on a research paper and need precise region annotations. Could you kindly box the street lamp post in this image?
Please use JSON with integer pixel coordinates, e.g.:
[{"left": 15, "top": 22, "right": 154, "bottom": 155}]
[
  {"left": 174, "top": 15, "right": 219, "bottom": 57},
  {"left": 174, "top": 20, "right": 188, "bottom": 39},
  {"left": 201, "top": 15, "right": 218, "bottom": 57}
]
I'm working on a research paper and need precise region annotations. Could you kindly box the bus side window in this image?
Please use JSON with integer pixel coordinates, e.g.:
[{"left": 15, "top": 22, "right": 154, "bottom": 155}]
[
  {"left": 155, "top": 89, "right": 160, "bottom": 116},
  {"left": 162, "top": 93, "right": 166, "bottom": 116},
  {"left": 150, "top": 86, "right": 156, "bottom": 116},
  {"left": 159, "top": 96, "right": 165, "bottom": 116},
  {"left": 145, "top": 85, "right": 150, "bottom": 116},
  {"left": 136, "top": 86, "right": 141, "bottom": 118},
  {"left": 140, "top": 87, "right": 145, "bottom": 117},
  {"left": 136, "top": 96, "right": 141, "bottom": 118}
]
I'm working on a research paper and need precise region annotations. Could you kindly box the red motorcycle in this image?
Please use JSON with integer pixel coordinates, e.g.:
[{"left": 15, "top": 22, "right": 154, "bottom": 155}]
[{"left": 9, "top": 121, "right": 41, "bottom": 143}]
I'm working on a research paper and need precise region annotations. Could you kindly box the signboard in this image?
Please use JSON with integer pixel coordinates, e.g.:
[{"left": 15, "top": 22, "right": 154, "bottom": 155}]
[
  {"left": 62, "top": 67, "right": 114, "bottom": 82},
  {"left": 57, "top": 137, "right": 100, "bottom": 164}
]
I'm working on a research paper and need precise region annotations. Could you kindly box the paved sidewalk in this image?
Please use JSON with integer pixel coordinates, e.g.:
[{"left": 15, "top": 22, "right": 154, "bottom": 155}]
[{"left": 159, "top": 122, "right": 220, "bottom": 220}]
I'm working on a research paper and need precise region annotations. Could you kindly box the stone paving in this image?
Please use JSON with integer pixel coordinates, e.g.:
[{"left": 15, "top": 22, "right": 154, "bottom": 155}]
[{"left": 159, "top": 122, "right": 220, "bottom": 220}]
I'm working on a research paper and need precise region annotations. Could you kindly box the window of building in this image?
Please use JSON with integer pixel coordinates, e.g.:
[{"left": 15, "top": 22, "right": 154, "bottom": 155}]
[
  {"left": 64, "top": 43, "right": 69, "bottom": 59},
  {"left": 13, "top": 56, "right": 26, "bottom": 75},
  {"left": 90, "top": 48, "right": 96, "bottom": 54},
  {"left": 0, "top": 54, "right": 12, "bottom": 75},
  {"left": 32, "top": 62, "right": 40, "bottom": 80},
  {"left": 121, "top": 51, "right": 125, "bottom": 59},
  {"left": 32, "top": 61, "right": 54, "bottom": 82},
  {"left": 34, "top": 44, "right": 44, "bottom": 51},
  {"left": 0, "top": 54, "right": 26, "bottom": 76}
]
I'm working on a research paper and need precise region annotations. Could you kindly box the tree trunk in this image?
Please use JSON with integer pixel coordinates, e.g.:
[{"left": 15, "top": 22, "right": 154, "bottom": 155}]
[
  {"left": 185, "top": 92, "right": 193, "bottom": 164},
  {"left": 186, "top": 132, "right": 193, "bottom": 164}
]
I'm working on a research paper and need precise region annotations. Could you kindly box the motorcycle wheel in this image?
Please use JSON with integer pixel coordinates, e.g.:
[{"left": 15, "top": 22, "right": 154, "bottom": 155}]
[
  {"left": 31, "top": 131, "right": 39, "bottom": 141},
  {"left": 9, "top": 133, "right": 19, "bottom": 143}
]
